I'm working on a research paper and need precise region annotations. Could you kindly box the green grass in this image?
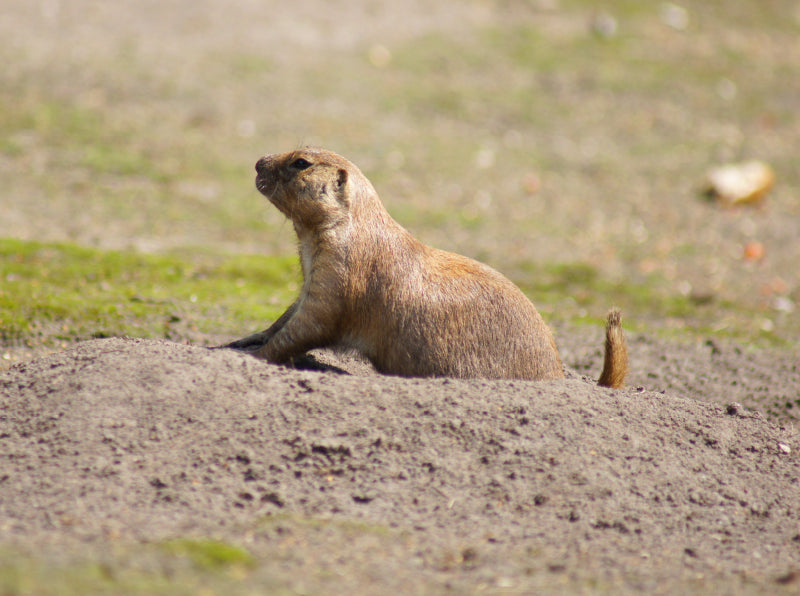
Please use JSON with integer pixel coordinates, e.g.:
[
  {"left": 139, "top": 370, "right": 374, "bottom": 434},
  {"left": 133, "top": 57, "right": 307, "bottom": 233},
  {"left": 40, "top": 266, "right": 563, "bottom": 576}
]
[
  {"left": 0, "top": 238, "right": 790, "bottom": 353},
  {"left": 0, "top": 542, "right": 272, "bottom": 596},
  {"left": 0, "top": 98, "right": 169, "bottom": 182},
  {"left": 0, "top": 238, "right": 297, "bottom": 346},
  {"left": 0, "top": 519, "right": 396, "bottom": 596},
  {"left": 0, "top": 89, "right": 270, "bottom": 245},
  {"left": 512, "top": 261, "right": 793, "bottom": 347},
  {"left": 160, "top": 539, "right": 255, "bottom": 570}
]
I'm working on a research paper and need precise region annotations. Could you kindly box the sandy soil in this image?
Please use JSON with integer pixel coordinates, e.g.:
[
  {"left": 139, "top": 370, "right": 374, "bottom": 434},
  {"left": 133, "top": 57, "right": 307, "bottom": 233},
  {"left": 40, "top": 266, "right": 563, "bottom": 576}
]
[{"left": 1, "top": 334, "right": 799, "bottom": 594}]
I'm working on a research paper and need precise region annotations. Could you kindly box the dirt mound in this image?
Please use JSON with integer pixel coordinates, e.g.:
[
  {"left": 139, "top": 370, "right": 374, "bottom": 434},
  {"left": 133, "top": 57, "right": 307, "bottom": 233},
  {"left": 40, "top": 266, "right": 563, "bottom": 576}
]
[{"left": 1, "top": 338, "right": 798, "bottom": 593}]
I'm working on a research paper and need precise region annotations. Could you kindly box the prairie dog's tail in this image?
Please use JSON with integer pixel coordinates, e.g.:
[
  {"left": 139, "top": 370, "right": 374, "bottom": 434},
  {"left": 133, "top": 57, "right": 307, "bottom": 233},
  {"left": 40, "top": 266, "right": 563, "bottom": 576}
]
[{"left": 597, "top": 308, "right": 628, "bottom": 389}]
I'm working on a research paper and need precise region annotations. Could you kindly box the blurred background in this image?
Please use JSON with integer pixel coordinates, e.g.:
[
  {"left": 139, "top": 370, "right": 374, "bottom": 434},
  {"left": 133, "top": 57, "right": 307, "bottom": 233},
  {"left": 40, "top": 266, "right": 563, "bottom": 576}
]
[{"left": 1, "top": 0, "right": 798, "bottom": 346}]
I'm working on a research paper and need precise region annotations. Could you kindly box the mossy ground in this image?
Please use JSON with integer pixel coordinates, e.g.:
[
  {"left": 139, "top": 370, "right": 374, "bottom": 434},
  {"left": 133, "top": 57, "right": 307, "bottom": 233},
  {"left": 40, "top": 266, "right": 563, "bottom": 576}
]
[
  {"left": 0, "top": 238, "right": 297, "bottom": 352},
  {"left": 1, "top": 237, "right": 789, "bottom": 365}
]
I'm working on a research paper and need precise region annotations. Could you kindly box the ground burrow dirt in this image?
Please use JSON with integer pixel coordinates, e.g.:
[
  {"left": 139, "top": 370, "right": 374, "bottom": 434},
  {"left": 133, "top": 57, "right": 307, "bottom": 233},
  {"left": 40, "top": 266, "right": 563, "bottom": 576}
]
[{"left": 1, "top": 337, "right": 798, "bottom": 593}]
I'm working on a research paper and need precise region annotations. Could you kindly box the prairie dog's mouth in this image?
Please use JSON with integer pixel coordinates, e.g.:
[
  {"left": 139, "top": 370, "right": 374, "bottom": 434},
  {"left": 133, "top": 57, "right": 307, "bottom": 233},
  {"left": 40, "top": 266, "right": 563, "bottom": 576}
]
[
  {"left": 255, "top": 174, "right": 279, "bottom": 201},
  {"left": 254, "top": 156, "right": 276, "bottom": 197},
  {"left": 255, "top": 174, "right": 268, "bottom": 196}
]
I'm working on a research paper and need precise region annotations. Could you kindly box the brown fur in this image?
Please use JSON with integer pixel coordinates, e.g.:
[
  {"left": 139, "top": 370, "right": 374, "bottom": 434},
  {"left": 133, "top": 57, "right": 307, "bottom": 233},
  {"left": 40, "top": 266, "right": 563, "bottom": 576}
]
[
  {"left": 597, "top": 309, "right": 628, "bottom": 389},
  {"left": 226, "top": 147, "right": 627, "bottom": 385}
]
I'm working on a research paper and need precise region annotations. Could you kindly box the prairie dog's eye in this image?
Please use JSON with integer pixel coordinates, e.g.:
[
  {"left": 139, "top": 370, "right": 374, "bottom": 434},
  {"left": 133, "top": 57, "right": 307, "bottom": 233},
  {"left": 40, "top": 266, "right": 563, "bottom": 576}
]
[{"left": 290, "top": 158, "right": 312, "bottom": 170}]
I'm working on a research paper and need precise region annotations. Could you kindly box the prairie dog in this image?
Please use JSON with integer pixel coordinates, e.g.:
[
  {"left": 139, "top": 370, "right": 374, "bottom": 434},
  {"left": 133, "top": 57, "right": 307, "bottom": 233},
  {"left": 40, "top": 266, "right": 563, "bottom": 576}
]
[{"left": 226, "top": 148, "right": 627, "bottom": 387}]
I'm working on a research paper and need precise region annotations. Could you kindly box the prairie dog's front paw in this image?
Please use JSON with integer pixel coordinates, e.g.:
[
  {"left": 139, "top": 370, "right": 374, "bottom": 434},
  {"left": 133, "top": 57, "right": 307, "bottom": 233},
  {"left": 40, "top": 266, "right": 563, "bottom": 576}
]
[{"left": 225, "top": 332, "right": 270, "bottom": 350}]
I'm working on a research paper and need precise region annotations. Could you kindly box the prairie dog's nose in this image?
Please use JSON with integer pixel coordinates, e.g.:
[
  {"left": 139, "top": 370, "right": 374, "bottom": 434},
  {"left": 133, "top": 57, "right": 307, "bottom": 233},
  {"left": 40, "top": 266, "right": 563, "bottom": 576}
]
[{"left": 255, "top": 156, "right": 270, "bottom": 174}]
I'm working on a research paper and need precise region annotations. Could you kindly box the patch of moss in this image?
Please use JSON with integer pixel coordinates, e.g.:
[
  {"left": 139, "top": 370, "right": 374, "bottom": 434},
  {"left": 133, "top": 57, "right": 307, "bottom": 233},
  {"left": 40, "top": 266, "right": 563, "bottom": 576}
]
[
  {"left": 0, "top": 238, "right": 297, "bottom": 345},
  {"left": 0, "top": 552, "right": 187, "bottom": 596},
  {"left": 0, "top": 544, "right": 270, "bottom": 596},
  {"left": 160, "top": 539, "right": 255, "bottom": 571}
]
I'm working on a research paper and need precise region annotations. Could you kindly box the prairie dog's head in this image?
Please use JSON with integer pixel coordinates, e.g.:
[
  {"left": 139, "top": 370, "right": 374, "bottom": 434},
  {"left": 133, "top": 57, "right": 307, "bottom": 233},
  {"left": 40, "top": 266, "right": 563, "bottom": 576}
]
[{"left": 255, "top": 148, "right": 365, "bottom": 230}]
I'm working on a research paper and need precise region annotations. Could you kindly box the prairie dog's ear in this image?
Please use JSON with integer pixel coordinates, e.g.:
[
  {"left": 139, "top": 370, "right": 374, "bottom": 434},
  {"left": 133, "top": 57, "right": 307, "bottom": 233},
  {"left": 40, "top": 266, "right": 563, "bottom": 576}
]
[
  {"left": 333, "top": 168, "right": 350, "bottom": 207},
  {"left": 336, "top": 168, "right": 348, "bottom": 188}
]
